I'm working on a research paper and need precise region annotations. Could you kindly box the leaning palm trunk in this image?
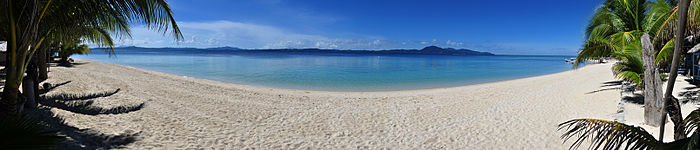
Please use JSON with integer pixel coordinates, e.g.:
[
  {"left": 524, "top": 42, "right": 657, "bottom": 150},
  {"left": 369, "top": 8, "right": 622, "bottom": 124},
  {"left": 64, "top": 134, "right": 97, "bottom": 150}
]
[{"left": 659, "top": 0, "right": 692, "bottom": 141}]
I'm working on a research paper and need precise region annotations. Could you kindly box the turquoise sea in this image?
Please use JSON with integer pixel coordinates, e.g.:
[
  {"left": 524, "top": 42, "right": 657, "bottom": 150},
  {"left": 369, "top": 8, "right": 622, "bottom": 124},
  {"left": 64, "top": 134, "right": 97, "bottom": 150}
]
[{"left": 74, "top": 48, "right": 575, "bottom": 91}]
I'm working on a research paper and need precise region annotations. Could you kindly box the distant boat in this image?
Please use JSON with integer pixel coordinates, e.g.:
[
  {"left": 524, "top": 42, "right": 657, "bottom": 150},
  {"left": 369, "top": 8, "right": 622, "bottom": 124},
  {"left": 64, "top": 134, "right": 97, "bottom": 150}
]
[{"left": 565, "top": 58, "right": 575, "bottom": 63}]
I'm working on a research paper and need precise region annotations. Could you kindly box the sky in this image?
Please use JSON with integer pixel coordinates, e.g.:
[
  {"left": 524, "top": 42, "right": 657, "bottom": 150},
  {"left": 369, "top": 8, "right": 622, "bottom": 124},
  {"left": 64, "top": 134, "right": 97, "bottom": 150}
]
[{"left": 115, "top": 0, "right": 604, "bottom": 55}]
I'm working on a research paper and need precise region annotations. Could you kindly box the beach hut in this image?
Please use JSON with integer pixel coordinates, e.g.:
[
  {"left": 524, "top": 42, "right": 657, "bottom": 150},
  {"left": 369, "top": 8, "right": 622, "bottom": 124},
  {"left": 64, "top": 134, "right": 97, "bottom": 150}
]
[
  {"left": 687, "top": 43, "right": 700, "bottom": 82},
  {"left": 0, "top": 41, "right": 6, "bottom": 66}
]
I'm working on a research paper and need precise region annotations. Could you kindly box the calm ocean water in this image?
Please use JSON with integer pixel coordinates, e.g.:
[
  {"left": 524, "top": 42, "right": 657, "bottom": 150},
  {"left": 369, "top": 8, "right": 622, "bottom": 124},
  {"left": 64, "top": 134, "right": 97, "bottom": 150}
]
[{"left": 74, "top": 48, "right": 574, "bottom": 91}]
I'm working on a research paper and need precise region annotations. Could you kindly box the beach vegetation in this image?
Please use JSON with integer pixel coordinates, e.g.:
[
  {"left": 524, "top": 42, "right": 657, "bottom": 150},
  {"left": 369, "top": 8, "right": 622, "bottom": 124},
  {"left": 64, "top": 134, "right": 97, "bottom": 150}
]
[
  {"left": 575, "top": 0, "right": 700, "bottom": 89},
  {"left": 57, "top": 40, "right": 91, "bottom": 66},
  {"left": 561, "top": 0, "right": 697, "bottom": 149},
  {"left": 0, "top": 0, "right": 182, "bottom": 115},
  {"left": 559, "top": 108, "right": 700, "bottom": 150},
  {"left": 0, "top": 0, "right": 181, "bottom": 148}
]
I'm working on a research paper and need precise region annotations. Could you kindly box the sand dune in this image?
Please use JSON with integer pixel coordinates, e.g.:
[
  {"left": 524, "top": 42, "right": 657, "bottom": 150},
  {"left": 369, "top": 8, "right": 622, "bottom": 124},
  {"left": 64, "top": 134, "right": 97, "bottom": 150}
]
[{"left": 40, "top": 60, "right": 630, "bottom": 149}]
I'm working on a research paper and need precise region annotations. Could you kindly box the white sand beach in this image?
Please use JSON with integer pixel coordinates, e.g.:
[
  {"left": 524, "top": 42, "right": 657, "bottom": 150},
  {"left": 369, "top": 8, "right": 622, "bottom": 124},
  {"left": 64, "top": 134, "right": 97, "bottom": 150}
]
[{"left": 37, "top": 60, "right": 698, "bottom": 149}]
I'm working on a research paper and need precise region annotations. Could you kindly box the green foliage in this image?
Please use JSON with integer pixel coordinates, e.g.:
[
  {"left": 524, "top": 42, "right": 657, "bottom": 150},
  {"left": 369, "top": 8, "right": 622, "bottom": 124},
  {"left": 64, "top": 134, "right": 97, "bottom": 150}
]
[
  {"left": 655, "top": 39, "right": 675, "bottom": 65},
  {"left": 59, "top": 38, "right": 92, "bottom": 59},
  {"left": 559, "top": 108, "right": 700, "bottom": 150},
  {"left": 0, "top": 0, "right": 184, "bottom": 114},
  {"left": 576, "top": 0, "right": 700, "bottom": 88},
  {"left": 61, "top": 44, "right": 91, "bottom": 58},
  {"left": 575, "top": 0, "right": 648, "bottom": 68},
  {"left": 611, "top": 37, "right": 645, "bottom": 85},
  {"left": 559, "top": 119, "right": 659, "bottom": 150},
  {"left": 0, "top": 116, "right": 64, "bottom": 149},
  {"left": 649, "top": 0, "right": 700, "bottom": 49}
]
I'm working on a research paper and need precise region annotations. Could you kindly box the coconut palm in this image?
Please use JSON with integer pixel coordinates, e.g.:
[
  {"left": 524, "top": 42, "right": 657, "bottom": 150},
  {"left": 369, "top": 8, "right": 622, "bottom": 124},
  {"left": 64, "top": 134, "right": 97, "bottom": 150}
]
[
  {"left": 611, "top": 39, "right": 645, "bottom": 85},
  {"left": 649, "top": 0, "right": 700, "bottom": 67},
  {"left": 0, "top": 0, "right": 182, "bottom": 115},
  {"left": 648, "top": 0, "right": 700, "bottom": 48},
  {"left": 575, "top": 0, "right": 700, "bottom": 88},
  {"left": 559, "top": 1, "right": 696, "bottom": 148},
  {"left": 574, "top": 0, "right": 647, "bottom": 67},
  {"left": 574, "top": 0, "right": 654, "bottom": 88},
  {"left": 57, "top": 42, "right": 91, "bottom": 65}
]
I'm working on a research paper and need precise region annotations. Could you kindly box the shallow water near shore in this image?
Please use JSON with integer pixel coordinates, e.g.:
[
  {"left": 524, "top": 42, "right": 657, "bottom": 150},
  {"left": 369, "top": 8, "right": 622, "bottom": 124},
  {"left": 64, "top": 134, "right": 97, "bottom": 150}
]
[{"left": 75, "top": 48, "right": 574, "bottom": 91}]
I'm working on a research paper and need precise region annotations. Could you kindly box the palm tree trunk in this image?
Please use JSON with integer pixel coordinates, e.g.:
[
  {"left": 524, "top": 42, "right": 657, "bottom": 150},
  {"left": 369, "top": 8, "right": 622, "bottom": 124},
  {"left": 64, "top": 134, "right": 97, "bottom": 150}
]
[
  {"left": 22, "top": 58, "right": 38, "bottom": 109},
  {"left": 59, "top": 51, "right": 68, "bottom": 65},
  {"left": 38, "top": 46, "right": 48, "bottom": 80},
  {"left": 665, "top": 96, "right": 685, "bottom": 139},
  {"left": 660, "top": 0, "right": 691, "bottom": 142}
]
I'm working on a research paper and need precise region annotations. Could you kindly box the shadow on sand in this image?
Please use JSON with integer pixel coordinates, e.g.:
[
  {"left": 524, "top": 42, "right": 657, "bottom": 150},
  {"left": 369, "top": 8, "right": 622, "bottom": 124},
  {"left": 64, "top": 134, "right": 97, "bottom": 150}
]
[
  {"left": 622, "top": 94, "right": 644, "bottom": 104},
  {"left": 675, "top": 78, "right": 700, "bottom": 104},
  {"left": 54, "top": 62, "right": 89, "bottom": 68},
  {"left": 26, "top": 81, "right": 145, "bottom": 149},
  {"left": 40, "top": 88, "right": 144, "bottom": 115},
  {"left": 40, "top": 81, "right": 72, "bottom": 94},
  {"left": 586, "top": 80, "right": 636, "bottom": 94}
]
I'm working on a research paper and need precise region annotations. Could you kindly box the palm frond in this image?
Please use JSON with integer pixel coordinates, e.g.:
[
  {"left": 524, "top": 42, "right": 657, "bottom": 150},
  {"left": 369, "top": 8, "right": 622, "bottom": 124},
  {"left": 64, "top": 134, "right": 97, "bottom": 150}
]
[
  {"left": 574, "top": 39, "right": 616, "bottom": 67},
  {"left": 646, "top": 0, "right": 674, "bottom": 38},
  {"left": 613, "top": 61, "right": 643, "bottom": 85},
  {"left": 656, "top": 39, "right": 675, "bottom": 65},
  {"left": 559, "top": 119, "right": 661, "bottom": 150},
  {"left": 586, "top": 6, "right": 618, "bottom": 40},
  {"left": 651, "top": 0, "right": 700, "bottom": 49},
  {"left": 607, "top": 0, "right": 647, "bottom": 31},
  {"left": 684, "top": 109, "right": 700, "bottom": 136}
]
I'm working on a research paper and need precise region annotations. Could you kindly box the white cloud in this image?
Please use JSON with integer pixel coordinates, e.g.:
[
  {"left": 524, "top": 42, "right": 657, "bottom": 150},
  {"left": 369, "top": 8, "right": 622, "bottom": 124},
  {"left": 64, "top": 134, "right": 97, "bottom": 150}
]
[
  {"left": 109, "top": 20, "right": 529, "bottom": 53},
  {"left": 115, "top": 20, "right": 379, "bottom": 49}
]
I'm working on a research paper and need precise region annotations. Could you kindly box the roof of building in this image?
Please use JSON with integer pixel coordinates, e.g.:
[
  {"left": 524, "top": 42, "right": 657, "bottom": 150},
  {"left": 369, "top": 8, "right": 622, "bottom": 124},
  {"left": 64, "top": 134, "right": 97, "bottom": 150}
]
[{"left": 688, "top": 43, "right": 700, "bottom": 53}]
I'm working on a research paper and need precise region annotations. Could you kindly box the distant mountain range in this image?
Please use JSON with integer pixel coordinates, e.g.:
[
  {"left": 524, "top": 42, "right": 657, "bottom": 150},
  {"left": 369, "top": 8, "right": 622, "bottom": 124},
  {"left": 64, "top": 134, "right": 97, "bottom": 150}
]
[{"left": 112, "top": 46, "right": 495, "bottom": 56}]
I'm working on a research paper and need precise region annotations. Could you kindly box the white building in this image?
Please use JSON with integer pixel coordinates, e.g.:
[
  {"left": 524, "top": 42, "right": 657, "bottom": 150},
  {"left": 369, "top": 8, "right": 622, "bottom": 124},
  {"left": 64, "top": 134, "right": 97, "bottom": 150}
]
[{"left": 0, "top": 41, "right": 6, "bottom": 52}]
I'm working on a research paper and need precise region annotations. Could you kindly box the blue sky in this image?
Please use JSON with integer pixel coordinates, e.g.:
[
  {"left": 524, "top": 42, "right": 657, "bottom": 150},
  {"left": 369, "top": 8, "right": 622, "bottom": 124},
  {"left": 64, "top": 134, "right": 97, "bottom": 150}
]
[{"left": 117, "top": 0, "right": 604, "bottom": 55}]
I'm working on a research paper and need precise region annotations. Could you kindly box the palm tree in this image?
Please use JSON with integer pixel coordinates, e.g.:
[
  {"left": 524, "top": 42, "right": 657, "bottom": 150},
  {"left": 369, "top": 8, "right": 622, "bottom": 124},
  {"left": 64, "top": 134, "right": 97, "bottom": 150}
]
[
  {"left": 57, "top": 41, "right": 91, "bottom": 65},
  {"left": 574, "top": 0, "right": 700, "bottom": 85},
  {"left": 573, "top": 0, "right": 654, "bottom": 89},
  {"left": 574, "top": 0, "right": 647, "bottom": 67},
  {"left": 647, "top": 0, "right": 700, "bottom": 67},
  {"left": 0, "top": 0, "right": 183, "bottom": 115},
  {"left": 559, "top": 0, "right": 696, "bottom": 148},
  {"left": 611, "top": 41, "right": 645, "bottom": 85}
]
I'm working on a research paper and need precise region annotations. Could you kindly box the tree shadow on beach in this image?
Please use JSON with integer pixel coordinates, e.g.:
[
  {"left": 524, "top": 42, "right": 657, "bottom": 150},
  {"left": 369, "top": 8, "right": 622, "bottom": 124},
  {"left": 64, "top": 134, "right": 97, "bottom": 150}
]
[
  {"left": 622, "top": 93, "right": 644, "bottom": 104},
  {"left": 678, "top": 88, "right": 700, "bottom": 104},
  {"left": 28, "top": 81, "right": 145, "bottom": 149},
  {"left": 683, "top": 79, "right": 700, "bottom": 90},
  {"left": 601, "top": 80, "right": 622, "bottom": 87},
  {"left": 586, "top": 80, "right": 636, "bottom": 94},
  {"left": 40, "top": 88, "right": 145, "bottom": 115},
  {"left": 40, "top": 81, "right": 72, "bottom": 94},
  {"left": 25, "top": 107, "right": 140, "bottom": 149},
  {"left": 53, "top": 62, "right": 89, "bottom": 68},
  {"left": 676, "top": 79, "right": 700, "bottom": 103}
]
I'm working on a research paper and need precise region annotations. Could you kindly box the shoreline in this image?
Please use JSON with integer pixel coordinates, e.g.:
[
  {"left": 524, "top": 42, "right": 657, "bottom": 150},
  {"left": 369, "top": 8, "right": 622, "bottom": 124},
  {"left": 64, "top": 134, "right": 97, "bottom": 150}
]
[
  {"left": 43, "top": 59, "right": 623, "bottom": 149},
  {"left": 74, "top": 58, "right": 578, "bottom": 93}
]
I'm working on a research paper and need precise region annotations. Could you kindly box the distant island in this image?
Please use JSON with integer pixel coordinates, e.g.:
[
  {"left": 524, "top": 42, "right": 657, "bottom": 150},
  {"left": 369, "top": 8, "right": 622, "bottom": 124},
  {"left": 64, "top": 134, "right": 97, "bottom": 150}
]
[{"left": 111, "top": 46, "right": 495, "bottom": 56}]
